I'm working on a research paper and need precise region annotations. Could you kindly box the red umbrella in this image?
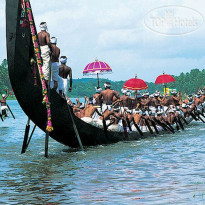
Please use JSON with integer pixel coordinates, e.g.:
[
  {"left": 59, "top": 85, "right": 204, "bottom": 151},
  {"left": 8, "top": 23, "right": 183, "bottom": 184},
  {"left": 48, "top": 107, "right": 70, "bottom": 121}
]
[
  {"left": 155, "top": 73, "right": 175, "bottom": 94},
  {"left": 123, "top": 77, "right": 148, "bottom": 91},
  {"left": 155, "top": 74, "right": 175, "bottom": 84}
]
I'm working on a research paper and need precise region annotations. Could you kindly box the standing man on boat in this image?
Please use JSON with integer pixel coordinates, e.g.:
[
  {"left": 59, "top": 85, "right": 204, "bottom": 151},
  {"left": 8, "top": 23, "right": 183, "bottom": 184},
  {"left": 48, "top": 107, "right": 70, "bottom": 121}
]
[
  {"left": 0, "top": 89, "right": 9, "bottom": 118},
  {"left": 99, "top": 82, "right": 120, "bottom": 113},
  {"left": 59, "top": 56, "right": 72, "bottom": 97},
  {"left": 37, "top": 22, "right": 51, "bottom": 84},
  {"left": 50, "top": 37, "right": 60, "bottom": 90}
]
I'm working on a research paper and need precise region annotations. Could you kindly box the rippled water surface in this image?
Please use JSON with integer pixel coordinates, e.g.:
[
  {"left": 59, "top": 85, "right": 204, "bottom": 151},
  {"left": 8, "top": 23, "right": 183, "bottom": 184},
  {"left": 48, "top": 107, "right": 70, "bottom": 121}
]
[{"left": 0, "top": 101, "right": 205, "bottom": 204}]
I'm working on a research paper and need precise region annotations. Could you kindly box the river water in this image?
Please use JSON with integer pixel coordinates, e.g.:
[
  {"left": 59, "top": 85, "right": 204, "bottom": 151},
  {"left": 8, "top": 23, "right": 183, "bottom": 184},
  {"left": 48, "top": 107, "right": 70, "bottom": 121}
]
[{"left": 0, "top": 100, "right": 205, "bottom": 204}]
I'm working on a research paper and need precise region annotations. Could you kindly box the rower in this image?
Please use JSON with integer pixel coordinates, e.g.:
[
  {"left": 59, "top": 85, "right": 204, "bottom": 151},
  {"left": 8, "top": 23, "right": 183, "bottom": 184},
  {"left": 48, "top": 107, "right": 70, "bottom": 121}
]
[
  {"left": 59, "top": 56, "right": 72, "bottom": 97},
  {"left": 0, "top": 89, "right": 9, "bottom": 118},
  {"left": 81, "top": 97, "right": 102, "bottom": 124},
  {"left": 107, "top": 107, "right": 122, "bottom": 132},
  {"left": 37, "top": 22, "right": 51, "bottom": 85}
]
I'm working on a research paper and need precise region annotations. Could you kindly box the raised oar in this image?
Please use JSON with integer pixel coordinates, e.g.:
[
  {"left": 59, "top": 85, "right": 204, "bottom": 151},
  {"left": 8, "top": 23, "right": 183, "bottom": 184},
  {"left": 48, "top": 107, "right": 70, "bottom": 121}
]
[
  {"left": 132, "top": 119, "right": 143, "bottom": 136},
  {"left": 6, "top": 103, "right": 15, "bottom": 119}
]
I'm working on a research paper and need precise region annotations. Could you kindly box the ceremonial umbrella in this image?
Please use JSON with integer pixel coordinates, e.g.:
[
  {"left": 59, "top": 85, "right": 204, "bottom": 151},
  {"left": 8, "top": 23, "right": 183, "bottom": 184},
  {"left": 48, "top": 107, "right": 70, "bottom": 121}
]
[
  {"left": 155, "top": 73, "right": 175, "bottom": 93},
  {"left": 83, "top": 58, "right": 112, "bottom": 88},
  {"left": 123, "top": 76, "right": 148, "bottom": 91}
]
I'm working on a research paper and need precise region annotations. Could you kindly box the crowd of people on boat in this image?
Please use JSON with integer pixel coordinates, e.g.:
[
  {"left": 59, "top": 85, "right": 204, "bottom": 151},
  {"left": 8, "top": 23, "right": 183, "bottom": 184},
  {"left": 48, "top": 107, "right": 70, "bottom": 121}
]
[
  {"left": 67, "top": 83, "right": 205, "bottom": 133},
  {"left": 38, "top": 22, "right": 72, "bottom": 99},
  {"left": 36, "top": 22, "right": 205, "bottom": 134}
]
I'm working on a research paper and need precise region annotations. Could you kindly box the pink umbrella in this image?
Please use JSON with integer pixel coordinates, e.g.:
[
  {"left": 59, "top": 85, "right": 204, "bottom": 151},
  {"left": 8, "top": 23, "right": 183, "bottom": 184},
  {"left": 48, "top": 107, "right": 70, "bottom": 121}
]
[{"left": 83, "top": 58, "right": 112, "bottom": 87}]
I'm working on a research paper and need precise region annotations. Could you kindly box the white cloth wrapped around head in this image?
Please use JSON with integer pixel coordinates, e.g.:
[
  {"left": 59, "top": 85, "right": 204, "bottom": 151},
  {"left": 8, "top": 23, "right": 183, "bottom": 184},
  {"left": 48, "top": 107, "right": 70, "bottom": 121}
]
[
  {"left": 121, "top": 88, "right": 127, "bottom": 94},
  {"left": 60, "top": 56, "right": 67, "bottom": 64},
  {"left": 104, "top": 82, "right": 111, "bottom": 88},
  {"left": 39, "top": 22, "right": 47, "bottom": 31},
  {"left": 2, "top": 94, "right": 6, "bottom": 98},
  {"left": 95, "top": 87, "right": 102, "bottom": 93},
  {"left": 50, "top": 37, "right": 57, "bottom": 44}
]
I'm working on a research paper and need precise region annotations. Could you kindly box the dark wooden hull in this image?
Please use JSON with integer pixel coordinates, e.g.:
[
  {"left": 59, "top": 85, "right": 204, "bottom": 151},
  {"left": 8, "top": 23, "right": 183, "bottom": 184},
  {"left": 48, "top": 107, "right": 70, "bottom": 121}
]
[{"left": 6, "top": 0, "right": 191, "bottom": 148}]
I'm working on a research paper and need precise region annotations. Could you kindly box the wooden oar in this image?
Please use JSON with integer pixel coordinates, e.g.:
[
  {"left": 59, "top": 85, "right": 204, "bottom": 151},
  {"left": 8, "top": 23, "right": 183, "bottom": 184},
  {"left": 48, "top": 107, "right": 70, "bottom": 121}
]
[
  {"left": 132, "top": 119, "right": 143, "bottom": 136},
  {"left": 67, "top": 104, "right": 84, "bottom": 151},
  {"left": 0, "top": 113, "right": 4, "bottom": 122},
  {"left": 150, "top": 119, "right": 159, "bottom": 134},
  {"left": 143, "top": 118, "right": 153, "bottom": 134},
  {"left": 181, "top": 116, "right": 188, "bottom": 125},
  {"left": 102, "top": 117, "right": 108, "bottom": 138},
  {"left": 190, "top": 112, "right": 198, "bottom": 121},
  {"left": 126, "top": 117, "right": 132, "bottom": 132},
  {"left": 6, "top": 103, "right": 15, "bottom": 119},
  {"left": 122, "top": 119, "right": 129, "bottom": 138},
  {"left": 177, "top": 116, "right": 184, "bottom": 130}
]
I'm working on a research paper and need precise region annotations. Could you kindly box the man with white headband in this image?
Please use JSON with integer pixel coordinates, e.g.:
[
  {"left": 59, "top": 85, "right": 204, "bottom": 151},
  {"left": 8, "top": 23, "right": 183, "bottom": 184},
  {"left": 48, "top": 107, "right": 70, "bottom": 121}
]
[
  {"left": 59, "top": 56, "right": 72, "bottom": 97},
  {"left": 50, "top": 37, "right": 60, "bottom": 90},
  {"left": 37, "top": 22, "right": 51, "bottom": 84},
  {"left": 99, "top": 82, "right": 120, "bottom": 113},
  {"left": 0, "top": 89, "right": 9, "bottom": 118}
]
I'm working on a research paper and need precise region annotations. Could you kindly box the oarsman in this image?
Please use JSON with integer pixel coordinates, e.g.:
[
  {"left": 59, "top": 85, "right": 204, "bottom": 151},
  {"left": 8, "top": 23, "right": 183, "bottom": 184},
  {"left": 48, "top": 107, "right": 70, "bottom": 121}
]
[
  {"left": 169, "top": 91, "right": 180, "bottom": 106},
  {"left": 113, "top": 89, "right": 133, "bottom": 111},
  {"left": 50, "top": 37, "right": 60, "bottom": 90},
  {"left": 0, "top": 89, "right": 9, "bottom": 117},
  {"left": 107, "top": 107, "right": 123, "bottom": 132},
  {"left": 131, "top": 110, "right": 142, "bottom": 131},
  {"left": 37, "top": 22, "right": 51, "bottom": 84},
  {"left": 59, "top": 56, "right": 72, "bottom": 97},
  {"left": 151, "top": 92, "right": 161, "bottom": 111},
  {"left": 81, "top": 97, "right": 102, "bottom": 124},
  {"left": 194, "top": 94, "right": 202, "bottom": 106},
  {"left": 99, "top": 82, "right": 120, "bottom": 112}
]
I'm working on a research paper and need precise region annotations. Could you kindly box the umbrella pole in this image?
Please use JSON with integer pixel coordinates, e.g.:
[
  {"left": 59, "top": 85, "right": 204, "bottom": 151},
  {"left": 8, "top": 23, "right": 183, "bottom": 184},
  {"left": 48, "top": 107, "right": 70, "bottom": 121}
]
[
  {"left": 164, "top": 84, "right": 167, "bottom": 95},
  {"left": 97, "top": 73, "right": 100, "bottom": 88}
]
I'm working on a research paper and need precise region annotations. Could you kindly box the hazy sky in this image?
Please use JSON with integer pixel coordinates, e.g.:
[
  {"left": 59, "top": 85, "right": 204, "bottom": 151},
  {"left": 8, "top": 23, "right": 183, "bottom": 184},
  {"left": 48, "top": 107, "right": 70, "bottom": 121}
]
[{"left": 1, "top": 0, "right": 205, "bottom": 82}]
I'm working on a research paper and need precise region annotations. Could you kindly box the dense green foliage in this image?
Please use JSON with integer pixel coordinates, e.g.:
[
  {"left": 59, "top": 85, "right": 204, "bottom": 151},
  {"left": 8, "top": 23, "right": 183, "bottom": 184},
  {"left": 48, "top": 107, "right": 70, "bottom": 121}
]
[
  {"left": 0, "top": 59, "right": 12, "bottom": 94},
  {"left": 70, "top": 69, "right": 205, "bottom": 97},
  {"left": 1, "top": 59, "right": 205, "bottom": 97}
]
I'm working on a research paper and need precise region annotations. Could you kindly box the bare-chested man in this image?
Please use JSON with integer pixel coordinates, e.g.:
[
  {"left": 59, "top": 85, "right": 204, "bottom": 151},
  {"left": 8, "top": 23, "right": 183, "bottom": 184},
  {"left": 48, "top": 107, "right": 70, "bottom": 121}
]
[
  {"left": 59, "top": 56, "right": 72, "bottom": 97},
  {"left": 79, "top": 97, "right": 101, "bottom": 124},
  {"left": 113, "top": 89, "right": 133, "bottom": 111},
  {"left": 99, "top": 82, "right": 120, "bottom": 112},
  {"left": 0, "top": 89, "right": 9, "bottom": 117},
  {"left": 37, "top": 22, "right": 51, "bottom": 83},
  {"left": 50, "top": 37, "right": 60, "bottom": 90},
  {"left": 93, "top": 87, "right": 102, "bottom": 106}
]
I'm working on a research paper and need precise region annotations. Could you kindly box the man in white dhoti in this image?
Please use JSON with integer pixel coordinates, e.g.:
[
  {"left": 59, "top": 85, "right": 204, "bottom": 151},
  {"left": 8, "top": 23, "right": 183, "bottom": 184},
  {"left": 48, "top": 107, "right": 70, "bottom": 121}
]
[
  {"left": 50, "top": 37, "right": 60, "bottom": 91},
  {"left": 59, "top": 56, "right": 72, "bottom": 97},
  {"left": 37, "top": 22, "right": 51, "bottom": 83}
]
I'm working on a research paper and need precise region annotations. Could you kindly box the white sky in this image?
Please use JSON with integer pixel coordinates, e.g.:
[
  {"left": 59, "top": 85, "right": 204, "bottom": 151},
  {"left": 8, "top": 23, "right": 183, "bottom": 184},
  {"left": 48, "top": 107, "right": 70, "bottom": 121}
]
[{"left": 1, "top": 0, "right": 205, "bottom": 82}]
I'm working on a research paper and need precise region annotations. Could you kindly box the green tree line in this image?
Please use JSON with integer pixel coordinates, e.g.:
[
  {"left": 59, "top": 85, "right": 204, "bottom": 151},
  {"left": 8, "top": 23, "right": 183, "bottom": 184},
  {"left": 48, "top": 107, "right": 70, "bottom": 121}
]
[{"left": 0, "top": 59, "right": 205, "bottom": 97}]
